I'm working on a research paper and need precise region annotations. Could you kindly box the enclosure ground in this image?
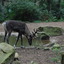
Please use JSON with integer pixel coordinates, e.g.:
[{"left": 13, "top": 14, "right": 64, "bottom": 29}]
[
  {"left": 16, "top": 48, "right": 55, "bottom": 64},
  {"left": 0, "top": 22, "right": 64, "bottom": 64}
]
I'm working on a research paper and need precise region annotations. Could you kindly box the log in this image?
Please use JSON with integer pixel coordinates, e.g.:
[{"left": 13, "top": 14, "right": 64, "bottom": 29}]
[{"left": 61, "top": 51, "right": 64, "bottom": 64}]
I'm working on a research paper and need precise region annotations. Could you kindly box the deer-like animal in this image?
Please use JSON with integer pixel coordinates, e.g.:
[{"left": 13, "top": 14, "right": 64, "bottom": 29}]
[{"left": 2, "top": 20, "right": 37, "bottom": 47}]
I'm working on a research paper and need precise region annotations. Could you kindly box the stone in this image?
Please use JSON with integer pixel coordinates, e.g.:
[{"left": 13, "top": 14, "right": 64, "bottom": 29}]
[
  {"left": 37, "top": 32, "right": 50, "bottom": 40},
  {"left": 37, "top": 26, "right": 63, "bottom": 36},
  {"left": 0, "top": 43, "right": 15, "bottom": 64},
  {"left": 52, "top": 43, "right": 60, "bottom": 49}
]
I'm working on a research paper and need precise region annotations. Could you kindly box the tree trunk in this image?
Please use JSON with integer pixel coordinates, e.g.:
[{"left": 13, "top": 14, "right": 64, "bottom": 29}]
[
  {"left": 47, "top": 0, "right": 51, "bottom": 12},
  {"left": 56, "top": 0, "right": 61, "bottom": 19},
  {"left": 61, "top": 52, "right": 64, "bottom": 64}
]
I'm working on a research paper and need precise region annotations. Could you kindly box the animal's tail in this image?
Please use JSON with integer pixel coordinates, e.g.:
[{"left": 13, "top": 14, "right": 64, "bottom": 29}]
[{"left": 2, "top": 22, "right": 7, "bottom": 31}]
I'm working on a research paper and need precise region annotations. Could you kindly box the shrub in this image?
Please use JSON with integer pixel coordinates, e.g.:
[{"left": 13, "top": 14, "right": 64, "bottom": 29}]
[
  {"left": 41, "top": 10, "right": 58, "bottom": 22},
  {"left": 5, "top": 0, "right": 42, "bottom": 22},
  {"left": 60, "top": 8, "right": 64, "bottom": 19},
  {"left": 0, "top": 4, "right": 5, "bottom": 22}
]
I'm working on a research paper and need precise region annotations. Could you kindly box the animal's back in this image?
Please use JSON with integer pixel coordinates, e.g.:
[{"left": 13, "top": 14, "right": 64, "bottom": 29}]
[{"left": 2, "top": 20, "right": 26, "bottom": 32}]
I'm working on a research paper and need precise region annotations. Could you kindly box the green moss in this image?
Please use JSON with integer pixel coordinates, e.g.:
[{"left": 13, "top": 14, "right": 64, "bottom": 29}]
[{"left": 37, "top": 26, "right": 63, "bottom": 36}]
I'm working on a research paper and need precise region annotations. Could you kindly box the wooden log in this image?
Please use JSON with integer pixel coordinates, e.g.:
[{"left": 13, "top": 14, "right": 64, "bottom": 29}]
[{"left": 61, "top": 51, "right": 64, "bottom": 64}]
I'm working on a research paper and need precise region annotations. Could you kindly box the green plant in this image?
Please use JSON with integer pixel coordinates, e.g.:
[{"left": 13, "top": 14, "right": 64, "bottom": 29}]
[
  {"left": 5, "top": 0, "right": 42, "bottom": 22},
  {"left": 50, "top": 45, "right": 61, "bottom": 63},
  {"left": 0, "top": 4, "right": 5, "bottom": 22},
  {"left": 51, "top": 57, "right": 60, "bottom": 63}
]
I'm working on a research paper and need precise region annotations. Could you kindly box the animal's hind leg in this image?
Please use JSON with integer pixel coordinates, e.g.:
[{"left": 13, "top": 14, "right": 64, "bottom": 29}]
[
  {"left": 20, "top": 35, "right": 23, "bottom": 46},
  {"left": 6, "top": 31, "right": 11, "bottom": 44},
  {"left": 20, "top": 35, "right": 25, "bottom": 48},
  {"left": 3, "top": 31, "right": 7, "bottom": 42}
]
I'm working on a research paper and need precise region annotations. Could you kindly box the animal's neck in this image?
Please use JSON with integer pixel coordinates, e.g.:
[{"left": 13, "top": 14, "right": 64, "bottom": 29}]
[{"left": 25, "top": 24, "right": 31, "bottom": 36}]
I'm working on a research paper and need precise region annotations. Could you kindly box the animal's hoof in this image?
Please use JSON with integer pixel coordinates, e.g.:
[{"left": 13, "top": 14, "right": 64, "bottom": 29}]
[{"left": 21, "top": 46, "right": 25, "bottom": 48}]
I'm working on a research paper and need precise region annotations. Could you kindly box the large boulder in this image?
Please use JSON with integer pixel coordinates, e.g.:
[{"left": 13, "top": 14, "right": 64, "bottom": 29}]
[
  {"left": 40, "top": 34, "right": 50, "bottom": 40},
  {"left": 0, "top": 43, "right": 15, "bottom": 64},
  {"left": 37, "top": 26, "right": 63, "bottom": 36},
  {"left": 37, "top": 32, "right": 50, "bottom": 40}
]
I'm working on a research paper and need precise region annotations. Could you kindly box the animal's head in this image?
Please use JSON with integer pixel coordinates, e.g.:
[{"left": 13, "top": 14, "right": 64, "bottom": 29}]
[
  {"left": 28, "top": 35, "right": 33, "bottom": 46},
  {"left": 28, "top": 29, "right": 38, "bottom": 46}
]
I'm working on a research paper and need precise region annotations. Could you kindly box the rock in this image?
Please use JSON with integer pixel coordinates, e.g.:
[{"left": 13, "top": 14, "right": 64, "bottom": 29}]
[
  {"left": 14, "top": 52, "right": 19, "bottom": 61},
  {"left": 37, "top": 26, "right": 63, "bottom": 36},
  {"left": 0, "top": 43, "right": 15, "bottom": 64},
  {"left": 41, "top": 34, "right": 50, "bottom": 40},
  {"left": 37, "top": 32, "right": 50, "bottom": 40},
  {"left": 15, "top": 52, "right": 19, "bottom": 58},
  {"left": 43, "top": 47, "right": 51, "bottom": 51},
  {"left": 52, "top": 43, "right": 60, "bottom": 49},
  {"left": 43, "top": 43, "right": 55, "bottom": 47}
]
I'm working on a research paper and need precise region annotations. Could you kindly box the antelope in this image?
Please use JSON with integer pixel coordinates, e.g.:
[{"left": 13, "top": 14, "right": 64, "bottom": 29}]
[{"left": 2, "top": 20, "right": 37, "bottom": 47}]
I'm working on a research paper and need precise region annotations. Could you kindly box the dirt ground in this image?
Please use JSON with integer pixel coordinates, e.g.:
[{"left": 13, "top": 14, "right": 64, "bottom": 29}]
[
  {"left": 16, "top": 35, "right": 64, "bottom": 64},
  {"left": 0, "top": 22, "right": 64, "bottom": 64}
]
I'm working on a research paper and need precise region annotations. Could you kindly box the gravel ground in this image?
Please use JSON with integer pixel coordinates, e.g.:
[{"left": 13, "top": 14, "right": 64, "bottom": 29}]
[{"left": 0, "top": 22, "right": 64, "bottom": 64}]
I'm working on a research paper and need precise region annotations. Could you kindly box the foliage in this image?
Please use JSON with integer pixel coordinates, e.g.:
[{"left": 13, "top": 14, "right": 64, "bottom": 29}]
[
  {"left": 5, "top": 0, "right": 42, "bottom": 22},
  {"left": 51, "top": 45, "right": 61, "bottom": 63},
  {"left": 60, "top": 2, "right": 64, "bottom": 19},
  {"left": 51, "top": 57, "right": 60, "bottom": 63},
  {"left": 41, "top": 10, "right": 58, "bottom": 22},
  {"left": 0, "top": 0, "right": 64, "bottom": 22},
  {"left": 0, "top": 4, "right": 5, "bottom": 22}
]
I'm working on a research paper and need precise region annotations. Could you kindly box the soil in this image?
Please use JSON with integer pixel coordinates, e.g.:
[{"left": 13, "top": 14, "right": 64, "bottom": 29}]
[{"left": 0, "top": 22, "right": 64, "bottom": 64}]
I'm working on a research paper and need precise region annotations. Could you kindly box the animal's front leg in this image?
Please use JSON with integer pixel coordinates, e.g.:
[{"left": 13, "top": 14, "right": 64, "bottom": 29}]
[
  {"left": 20, "top": 35, "right": 23, "bottom": 46},
  {"left": 14, "top": 33, "right": 20, "bottom": 47}
]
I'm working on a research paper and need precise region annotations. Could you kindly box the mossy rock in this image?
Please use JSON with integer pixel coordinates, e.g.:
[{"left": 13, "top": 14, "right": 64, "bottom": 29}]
[
  {"left": 41, "top": 35, "right": 49, "bottom": 40},
  {"left": 37, "top": 26, "right": 63, "bottom": 36},
  {"left": 37, "top": 32, "right": 50, "bottom": 40},
  {"left": 0, "top": 43, "right": 15, "bottom": 64}
]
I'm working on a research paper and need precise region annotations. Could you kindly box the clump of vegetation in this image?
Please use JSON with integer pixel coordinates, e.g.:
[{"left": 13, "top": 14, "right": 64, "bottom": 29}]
[
  {"left": 50, "top": 44, "right": 61, "bottom": 64},
  {"left": 0, "top": 0, "right": 64, "bottom": 22},
  {"left": 5, "top": 0, "right": 42, "bottom": 22},
  {"left": 0, "top": 4, "right": 5, "bottom": 22}
]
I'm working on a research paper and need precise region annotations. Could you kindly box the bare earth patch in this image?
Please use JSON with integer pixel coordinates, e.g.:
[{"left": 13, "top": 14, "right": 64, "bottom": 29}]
[
  {"left": 0, "top": 22, "right": 64, "bottom": 64},
  {"left": 16, "top": 48, "right": 55, "bottom": 64},
  {"left": 16, "top": 35, "right": 64, "bottom": 64}
]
